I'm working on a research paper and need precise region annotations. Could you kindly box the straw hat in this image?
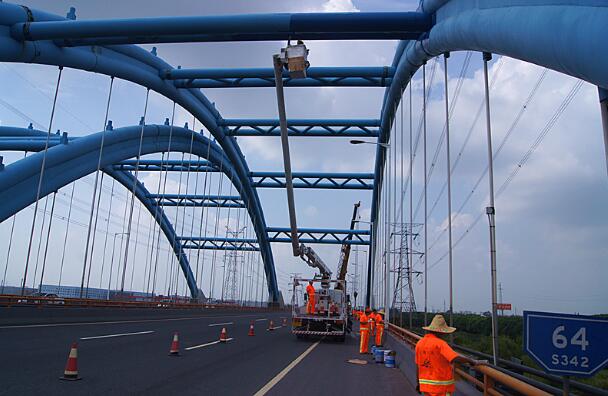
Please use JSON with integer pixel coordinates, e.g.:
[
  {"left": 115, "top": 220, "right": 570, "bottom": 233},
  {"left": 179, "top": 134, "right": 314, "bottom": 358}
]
[
  {"left": 423, "top": 314, "right": 456, "bottom": 334},
  {"left": 377, "top": 309, "right": 385, "bottom": 315}
]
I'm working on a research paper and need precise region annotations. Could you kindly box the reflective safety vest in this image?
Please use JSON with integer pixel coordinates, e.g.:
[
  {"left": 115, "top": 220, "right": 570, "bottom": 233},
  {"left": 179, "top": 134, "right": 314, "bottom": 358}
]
[
  {"left": 415, "top": 333, "right": 459, "bottom": 393},
  {"left": 359, "top": 313, "right": 370, "bottom": 330}
]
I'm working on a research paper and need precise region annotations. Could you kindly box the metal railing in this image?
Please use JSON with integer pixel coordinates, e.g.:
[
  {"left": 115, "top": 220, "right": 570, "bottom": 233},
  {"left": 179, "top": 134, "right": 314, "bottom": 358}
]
[
  {"left": 388, "top": 323, "right": 552, "bottom": 396},
  {"left": 0, "top": 293, "right": 276, "bottom": 311}
]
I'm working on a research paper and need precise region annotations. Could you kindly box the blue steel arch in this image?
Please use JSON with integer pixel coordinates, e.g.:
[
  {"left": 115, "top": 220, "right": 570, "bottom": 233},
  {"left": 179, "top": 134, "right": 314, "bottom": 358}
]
[
  {"left": 0, "top": 2, "right": 278, "bottom": 302},
  {"left": 368, "top": 0, "right": 608, "bottom": 304},
  {"left": 0, "top": 125, "right": 279, "bottom": 301}
]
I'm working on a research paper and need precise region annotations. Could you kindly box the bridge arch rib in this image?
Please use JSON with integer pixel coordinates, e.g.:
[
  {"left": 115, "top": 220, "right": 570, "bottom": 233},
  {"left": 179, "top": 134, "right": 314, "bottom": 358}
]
[
  {"left": 368, "top": 0, "right": 608, "bottom": 303},
  {"left": 0, "top": 1, "right": 278, "bottom": 302},
  {"left": 0, "top": 125, "right": 276, "bottom": 301}
]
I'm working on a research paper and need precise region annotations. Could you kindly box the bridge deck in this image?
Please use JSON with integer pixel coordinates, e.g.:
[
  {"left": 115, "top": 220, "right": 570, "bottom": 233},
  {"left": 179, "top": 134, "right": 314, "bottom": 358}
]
[{"left": 0, "top": 308, "right": 415, "bottom": 395}]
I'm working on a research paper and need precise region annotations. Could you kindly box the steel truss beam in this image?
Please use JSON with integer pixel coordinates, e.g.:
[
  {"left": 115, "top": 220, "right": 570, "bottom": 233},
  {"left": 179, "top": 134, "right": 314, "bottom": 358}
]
[
  {"left": 266, "top": 227, "right": 370, "bottom": 245},
  {"left": 252, "top": 172, "right": 374, "bottom": 190},
  {"left": 179, "top": 237, "right": 259, "bottom": 251},
  {"left": 9, "top": 12, "right": 432, "bottom": 45},
  {"left": 222, "top": 119, "right": 380, "bottom": 137},
  {"left": 0, "top": 125, "right": 254, "bottom": 299},
  {"left": 0, "top": 2, "right": 280, "bottom": 302},
  {"left": 168, "top": 67, "right": 394, "bottom": 88},
  {"left": 148, "top": 194, "right": 245, "bottom": 208},
  {"left": 114, "top": 159, "right": 216, "bottom": 172}
]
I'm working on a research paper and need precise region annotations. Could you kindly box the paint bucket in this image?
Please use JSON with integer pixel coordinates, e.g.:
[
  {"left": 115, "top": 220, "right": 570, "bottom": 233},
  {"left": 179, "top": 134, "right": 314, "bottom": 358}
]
[
  {"left": 374, "top": 348, "right": 385, "bottom": 363},
  {"left": 371, "top": 345, "right": 377, "bottom": 355},
  {"left": 384, "top": 350, "right": 396, "bottom": 368}
]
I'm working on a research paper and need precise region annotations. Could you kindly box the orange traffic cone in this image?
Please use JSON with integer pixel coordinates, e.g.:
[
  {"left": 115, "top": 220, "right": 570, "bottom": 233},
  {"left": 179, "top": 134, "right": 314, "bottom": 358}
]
[
  {"left": 219, "top": 327, "right": 228, "bottom": 342},
  {"left": 268, "top": 320, "right": 275, "bottom": 331},
  {"left": 168, "top": 332, "right": 180, "bottom": 356},
  {"left": 60, "top": 342, "right": 81, "bottom": 381},
  {"left": 248, "top": 322, "right": 255, "bottom": 336}
]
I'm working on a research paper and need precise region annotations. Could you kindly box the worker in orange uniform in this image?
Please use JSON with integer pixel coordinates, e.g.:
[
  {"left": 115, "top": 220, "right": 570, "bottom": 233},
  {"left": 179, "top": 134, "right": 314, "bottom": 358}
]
[
  {"left": 305, "top": 280, "right": 316, "bottom": 315},
  {"left": 374, "top": 309, "right": 385, "bottom": 347},
  {"left": 358, "top": 308, "right": 371, "bottom": 354},
  {"left": 369, "top": 308, "right": 377, "bottom": 336},
  {"left": 415, "top": 314, "right": 482, "bottom": 395}
]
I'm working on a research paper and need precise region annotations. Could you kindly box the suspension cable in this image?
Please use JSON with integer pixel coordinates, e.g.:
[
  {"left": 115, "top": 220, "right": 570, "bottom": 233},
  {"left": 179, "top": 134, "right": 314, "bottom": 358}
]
[
  {"left": 152, "top": 104, "right": 177, "bottom": 297},
  {"left": 31, "top": 195, "right": 50, "bottom": 289},
  {"left": 80, "top": 77, "right": 114, "bottom": 297},
  {"left": 99, "top": 179, "right": 116, "bottom": 288},
  {"left": 22, "top": 66, "right": 63, "bottom": 295},
  {"left": 428, "top": 77, "right": 583, "bottom": 271},
  {"left": 209, "top": 161, "right": 225, "bottom": 300},
  {"left": 37, "top": 191, "right": 57, "bottom": 291},
  {"left": 57, "top": 181, "right": 76, "bottom": 288},
  {"left": 427, "top": 66, "right": 549, "bottom": 253},
  {"left": 119, "top": 88, "right": 151, "bottom": 295},
  {"left": 194, "top": 133, "right": 214, "bottom": 295}
]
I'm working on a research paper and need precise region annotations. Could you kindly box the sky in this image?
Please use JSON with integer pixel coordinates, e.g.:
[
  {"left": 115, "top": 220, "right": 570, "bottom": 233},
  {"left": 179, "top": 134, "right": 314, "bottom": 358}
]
[{"left": 0, "top": 0, "right": 606, "bottom": 315}]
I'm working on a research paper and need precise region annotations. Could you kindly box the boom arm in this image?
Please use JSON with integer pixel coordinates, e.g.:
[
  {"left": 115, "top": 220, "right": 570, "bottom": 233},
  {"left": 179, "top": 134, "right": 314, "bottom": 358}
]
[
  {"left": 335, "top": 202, "right": 360, "bottom": 289},
  {"left": 299, "top": 243, "right": 332, "bottom": 278}
]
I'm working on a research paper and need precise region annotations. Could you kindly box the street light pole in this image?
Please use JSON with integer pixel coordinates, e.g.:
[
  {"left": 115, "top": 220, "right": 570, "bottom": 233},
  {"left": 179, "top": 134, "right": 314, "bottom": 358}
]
[{"left": 483, "top": 52, "right": 500, "bottom": 366}]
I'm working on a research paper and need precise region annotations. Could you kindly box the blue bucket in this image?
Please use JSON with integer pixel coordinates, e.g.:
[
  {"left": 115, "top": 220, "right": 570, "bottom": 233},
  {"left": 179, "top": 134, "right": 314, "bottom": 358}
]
[
  {"left": 384, "top": 350, "right": 396, "bottom": 368},
  {"left": 371, "top": 345, "right": 377, "bottom": 355},
  {"left": 374, "top": 348, "right": 385, "bottom": 363}
]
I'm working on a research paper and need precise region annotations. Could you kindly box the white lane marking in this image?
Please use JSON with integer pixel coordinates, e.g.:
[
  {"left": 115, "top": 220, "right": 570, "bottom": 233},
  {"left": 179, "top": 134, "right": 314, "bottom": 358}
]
[
  {"left": 253, "top": 340, "right": 321, "bottom": 396},
  {"left": 185, "top": 338, "right": 234, "bottom": 350},
  {"left": 80, "top": 330, "right": 154, "bottom": 340},
  {"left": 255, "top": 318, "right": 268, "bottom": 322},
  {"left": 208, "top": 322, "right": 233, "bottom": 327},
  {"left": 0, "top": 314, "right": 261, "bottom": 329}
]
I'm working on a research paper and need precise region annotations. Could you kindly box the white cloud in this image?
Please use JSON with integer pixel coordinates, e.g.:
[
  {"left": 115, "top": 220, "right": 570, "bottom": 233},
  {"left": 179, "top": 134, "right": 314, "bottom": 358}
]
[{"left": 321, "top": 0, "right": 359, "bottom": 12}]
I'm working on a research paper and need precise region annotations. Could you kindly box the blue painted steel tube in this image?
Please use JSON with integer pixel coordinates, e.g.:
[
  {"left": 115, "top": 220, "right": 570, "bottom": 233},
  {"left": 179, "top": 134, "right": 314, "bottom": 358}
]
[
  {"left": 175, "top": 78, "right": 393, "bottom": 88},
  {"left": 164, "top": 67, "right": 395, "bottom": 80},
  {"left": 252, "top": 171, "right": 374, "bottom": 179},
  {"left": 10, "top": 12, "right": 432, "bottom": 43},
  {"left": 149, "top": 194, "right": 242, "bottom": 201},
  {"left": 0, "top": 3, "right": 280, "bottom": 302},
  {"left": 0, "top": 125, "right": 250, "bottom": 299},
  {"left": 369, "top": 0, "right": 608, "bottom": 306},
  {"left": 182, "top": 245, "right": 260, "bottom": 252},
  {"left": 269, "top": 238, "right": 370, "bottom": 246},
  {"left": 266, "top": 227, "right": 370, "bottom": 235},
  {"left": 225, "top": 128, "right": 380, "bottom": 137},
  {"left": 221, "top": 119, "right": 381, "bottom": 127},
  {"left": 119, "top": 159, "right": 213, "bottom": 167}
]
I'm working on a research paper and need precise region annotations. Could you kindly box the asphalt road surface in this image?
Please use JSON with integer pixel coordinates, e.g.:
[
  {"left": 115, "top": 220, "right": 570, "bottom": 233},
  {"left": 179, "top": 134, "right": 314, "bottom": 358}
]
[{"left": 0, "top": 309, "right": 414, "bottom": 395}]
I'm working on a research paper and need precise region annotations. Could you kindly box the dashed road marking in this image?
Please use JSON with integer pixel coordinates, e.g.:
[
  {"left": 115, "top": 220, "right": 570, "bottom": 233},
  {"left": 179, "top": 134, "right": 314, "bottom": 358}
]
[
  {"left": 80, "top": 330, "right": 154, "bottom": 340},
  {"left": 185, "top": 338, "right": 235, "bottom": 350},
  {"left": 208, "top": 322, "right": 234, "bottom": 327},
  {"left": 255, "top": 318, "right": 268, "bottom": 322},
  {"left": 0, "top": 314, "right": 261, "bottom": 329}
]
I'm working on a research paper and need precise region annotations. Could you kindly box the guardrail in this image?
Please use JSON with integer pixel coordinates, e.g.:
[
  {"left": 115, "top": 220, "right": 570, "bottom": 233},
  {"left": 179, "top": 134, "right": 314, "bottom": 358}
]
[
  {"left": 388, "top": 323, "right": 552, "bottom": 396},
  {"left": 0, "top": 294, "right": 276, "bottom": 311}
]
